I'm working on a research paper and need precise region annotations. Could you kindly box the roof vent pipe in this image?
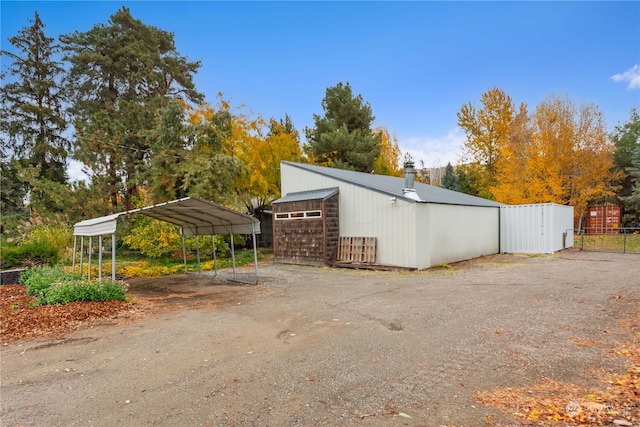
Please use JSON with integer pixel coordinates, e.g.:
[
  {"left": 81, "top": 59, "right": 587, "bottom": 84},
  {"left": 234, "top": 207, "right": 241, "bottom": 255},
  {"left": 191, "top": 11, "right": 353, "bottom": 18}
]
[
  {"left": 402, "top": 160, "right": 421, "bottom": 201},
  {"left": 404, "top": 160, "right": 415, "bottom": 190}
]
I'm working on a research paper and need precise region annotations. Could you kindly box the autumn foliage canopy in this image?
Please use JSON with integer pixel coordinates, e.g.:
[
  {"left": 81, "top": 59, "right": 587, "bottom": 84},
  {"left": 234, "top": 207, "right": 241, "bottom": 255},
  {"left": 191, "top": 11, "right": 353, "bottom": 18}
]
[{"left": 457, "top": 87, "right": 623, "bottom": 218}]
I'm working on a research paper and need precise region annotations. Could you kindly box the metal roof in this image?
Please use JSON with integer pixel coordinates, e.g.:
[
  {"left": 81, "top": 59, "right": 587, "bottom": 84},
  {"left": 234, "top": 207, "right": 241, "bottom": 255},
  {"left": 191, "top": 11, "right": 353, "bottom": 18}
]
[
  {"left": 282, "top": 162, "right": 502, "bottom": 208},
  {"left": 74, "top": 197, "right": 261, "bottom": 237},
  {"left": 272, "top": 187, "right": 339, "bottom": 204}
]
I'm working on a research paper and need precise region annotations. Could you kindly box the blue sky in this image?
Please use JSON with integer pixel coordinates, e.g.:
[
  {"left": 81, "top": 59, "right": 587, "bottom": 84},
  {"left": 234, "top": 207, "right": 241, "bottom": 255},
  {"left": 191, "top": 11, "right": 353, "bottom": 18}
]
[{"left": 2, "top": 1, "right": 639, "bottom": 178}]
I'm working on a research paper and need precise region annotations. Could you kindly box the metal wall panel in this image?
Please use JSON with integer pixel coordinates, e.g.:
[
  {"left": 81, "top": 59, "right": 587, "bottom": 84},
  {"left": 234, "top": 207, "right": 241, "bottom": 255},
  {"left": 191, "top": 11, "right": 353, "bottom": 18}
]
[
  {"left": 500, "top": 204, "right": 574, "bottom": 254},
  {"left": 551, "top": 204, "right": 574, "bottom": 251},
  {"left": 425, "top": 204, "right": 500, "bottom": 267}
]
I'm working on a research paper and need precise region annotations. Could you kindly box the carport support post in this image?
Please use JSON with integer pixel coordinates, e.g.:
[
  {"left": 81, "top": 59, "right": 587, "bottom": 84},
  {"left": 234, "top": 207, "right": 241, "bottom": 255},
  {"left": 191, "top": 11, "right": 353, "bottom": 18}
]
[
  {"left": 79, "top": 236, "right": 84, "bottom": 277},
  {"left": 252, "top": 230, "right": 258, "bottom": 283},
  {"left": 98, "top": 235, "right": 103, "bottom": 280},
  {"left": 181, "top": 228, "right": 187, "bottom": 273},
  {"left": 111, "top": 233, "right": 116, "bottom": 281},
  {"left": 72, "top": 236, "right": 77, "bottom": 274},
  {"left": 196, "top": 234, "right": 201, "bottom": 273},
  {"left": 212, "top": 234, "right": 218, "bottom": 276},
  {"left": 88, "top": 236, "right": 92, "bottom": 280},
  {"left": 229, "top": 225, "right": 237, "bottom": 280}
]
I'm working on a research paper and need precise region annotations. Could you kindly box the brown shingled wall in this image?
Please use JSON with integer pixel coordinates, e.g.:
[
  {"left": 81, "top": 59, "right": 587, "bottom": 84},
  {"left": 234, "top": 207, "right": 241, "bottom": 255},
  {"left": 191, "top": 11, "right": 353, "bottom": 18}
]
[{"left": 272, "top": 194, "right": 339, "bottom": 266}]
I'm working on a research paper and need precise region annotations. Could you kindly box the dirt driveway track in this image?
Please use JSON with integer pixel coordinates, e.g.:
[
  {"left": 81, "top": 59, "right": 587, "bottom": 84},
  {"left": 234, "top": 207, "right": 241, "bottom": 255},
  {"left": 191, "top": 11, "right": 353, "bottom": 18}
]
[{"left": 1, "top": 251, "right": 639, "bottom": 426}]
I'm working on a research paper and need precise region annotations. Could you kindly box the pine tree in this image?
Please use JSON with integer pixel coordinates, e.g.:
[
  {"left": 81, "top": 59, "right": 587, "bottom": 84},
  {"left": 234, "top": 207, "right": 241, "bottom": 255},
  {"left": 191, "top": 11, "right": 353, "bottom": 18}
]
[
  {"left": 61, "top": 7, "right": 203, "bottom": 210},
  {"left": 304, "top": 82, "right": 381, "bottom": 172},
  {"left": 0, "top": 148, "right": 28, "bottom": 219},
  {"left": 441, "top": 162, "right": 460, "bottom": 191},
  {"left": 612, "top": 108, "right": 640, "bottom": 214},
  {"left": 0, "top": 11, "right": 69, "bottom": 211},
  {"left": 623, "top": 144, "right": 640, "bottom": 223}
]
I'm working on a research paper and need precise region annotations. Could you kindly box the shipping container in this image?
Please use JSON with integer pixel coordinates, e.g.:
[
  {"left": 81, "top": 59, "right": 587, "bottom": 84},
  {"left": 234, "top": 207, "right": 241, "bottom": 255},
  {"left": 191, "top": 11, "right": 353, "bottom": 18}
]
[
  {"left": 586, "top": 204, "right": 621, "bottom": 234},
  {"left": 500, "top": 203, "right": 574, "bottom": 254}
]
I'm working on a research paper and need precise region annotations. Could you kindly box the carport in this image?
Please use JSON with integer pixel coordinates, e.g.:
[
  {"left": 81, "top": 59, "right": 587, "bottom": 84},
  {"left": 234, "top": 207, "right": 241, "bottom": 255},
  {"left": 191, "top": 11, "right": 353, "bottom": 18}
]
[{"left": 72, "top": 197, "right": 261, "bottom": 284}]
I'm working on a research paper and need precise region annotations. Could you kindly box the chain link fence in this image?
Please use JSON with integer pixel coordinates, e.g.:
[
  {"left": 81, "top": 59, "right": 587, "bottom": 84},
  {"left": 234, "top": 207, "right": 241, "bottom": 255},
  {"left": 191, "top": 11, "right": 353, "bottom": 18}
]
[{"left": 575, "top": 227, "right": 640, "bottom": 253}]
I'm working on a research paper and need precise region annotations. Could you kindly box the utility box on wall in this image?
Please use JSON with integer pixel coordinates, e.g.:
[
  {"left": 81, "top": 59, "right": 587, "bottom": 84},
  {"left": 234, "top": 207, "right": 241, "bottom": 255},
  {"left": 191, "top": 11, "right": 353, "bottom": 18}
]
[
  {"left": 500, "top": 203, "right": 574, "bottom": 254},
  {"left": 272, "top": 188, "right": 340, "bottom": 266}
]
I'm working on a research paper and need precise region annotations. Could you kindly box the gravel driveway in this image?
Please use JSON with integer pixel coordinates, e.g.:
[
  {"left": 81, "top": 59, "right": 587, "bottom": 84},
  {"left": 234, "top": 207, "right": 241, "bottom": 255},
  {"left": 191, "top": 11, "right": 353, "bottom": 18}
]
[{"left": 2, "top": 251, "right": 639, "bottom": 426}]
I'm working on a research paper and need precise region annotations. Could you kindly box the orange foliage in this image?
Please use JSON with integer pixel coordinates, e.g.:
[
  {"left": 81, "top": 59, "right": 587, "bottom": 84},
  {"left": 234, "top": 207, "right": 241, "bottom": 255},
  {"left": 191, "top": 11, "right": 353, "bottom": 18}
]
[
  {"left": 491, "top": 96, "right": 622, "bottom": 216},
  {"left": 187, "top": 94, "right": 302, "bottom": 205},
  {"left": 373, "top": 126, "right": 403, "bottom": 176},
  {"left": 458, "top": 87, "right": 515, "bottom": 198}
]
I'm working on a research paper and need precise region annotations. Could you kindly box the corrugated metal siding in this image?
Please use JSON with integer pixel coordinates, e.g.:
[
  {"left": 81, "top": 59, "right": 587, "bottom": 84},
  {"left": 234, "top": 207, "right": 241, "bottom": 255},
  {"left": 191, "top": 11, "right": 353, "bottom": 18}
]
[
  {"left": 282, "top": 163, "right": 502, "bottom": 269},
  {"left": 426, "top": 204, "right": 500, "bottom": 267},
  {"left": 500, "top": 204, "right": 574, "bottom": 254},
  {"left": 282, "top": 163, "right": 418, "bottom": 268},
  {"left": 586, "top": 204, "right": 621, "bottom": 234},
  {"left": 552, "top": 204, "right": 574, "bottom": 251},
  {"left": 415, "top": 206, "right": 431, "bottom": 269}
]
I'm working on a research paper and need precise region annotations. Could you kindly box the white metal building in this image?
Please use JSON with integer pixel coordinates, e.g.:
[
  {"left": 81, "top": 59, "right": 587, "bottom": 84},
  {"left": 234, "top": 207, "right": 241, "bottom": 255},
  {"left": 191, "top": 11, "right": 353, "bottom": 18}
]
[{"left": 277, "top": 161, "right": 503, "bottom": 269}]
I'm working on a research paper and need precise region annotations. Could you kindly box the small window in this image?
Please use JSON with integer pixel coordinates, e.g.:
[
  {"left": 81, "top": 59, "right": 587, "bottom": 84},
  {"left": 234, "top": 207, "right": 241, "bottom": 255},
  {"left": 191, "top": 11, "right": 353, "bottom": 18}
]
[{"left": 275, "top": 209, "right": 323, "bottom": 220}]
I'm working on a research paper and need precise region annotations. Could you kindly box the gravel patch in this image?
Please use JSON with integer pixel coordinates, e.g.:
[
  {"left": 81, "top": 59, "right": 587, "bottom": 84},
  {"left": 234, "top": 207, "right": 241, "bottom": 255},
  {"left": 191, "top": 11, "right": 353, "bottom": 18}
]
[{"left": 1, "top": 250, "right": 638, "bottom": 426}]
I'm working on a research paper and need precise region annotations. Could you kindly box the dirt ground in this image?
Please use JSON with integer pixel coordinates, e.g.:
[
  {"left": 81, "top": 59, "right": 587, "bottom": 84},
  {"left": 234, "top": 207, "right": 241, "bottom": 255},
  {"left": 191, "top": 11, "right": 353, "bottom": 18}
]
[{"left": 1, "top": 251, "right": 639, "bottom": 426}]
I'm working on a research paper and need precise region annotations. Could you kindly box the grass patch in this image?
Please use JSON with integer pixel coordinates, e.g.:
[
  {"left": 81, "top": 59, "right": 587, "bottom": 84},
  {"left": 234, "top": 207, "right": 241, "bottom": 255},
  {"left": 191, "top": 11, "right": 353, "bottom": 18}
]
[{"left": 575, "top": 233, "right": 640, "bottom": 253}]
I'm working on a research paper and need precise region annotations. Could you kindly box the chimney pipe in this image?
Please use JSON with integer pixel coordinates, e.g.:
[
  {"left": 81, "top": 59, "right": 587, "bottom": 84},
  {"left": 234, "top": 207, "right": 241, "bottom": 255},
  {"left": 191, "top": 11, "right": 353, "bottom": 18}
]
[
  {"left": 404, "top": 160, "right": 415, "bottom": 190},
  {"left": 402, "top": 160, "right": 421, "bottom": 201}
]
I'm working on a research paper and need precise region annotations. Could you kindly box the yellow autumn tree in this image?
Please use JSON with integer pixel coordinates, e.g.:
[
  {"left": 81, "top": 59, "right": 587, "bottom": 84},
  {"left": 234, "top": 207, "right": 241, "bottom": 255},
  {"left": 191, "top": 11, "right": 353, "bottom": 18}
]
[
  {"left": 457, "top": 87, "right": 515, "bottom": 199},
  {"left": 373, "top": 126, "right": 403, "bottom": 176},
  {"left": 239, "top": 116, "right": 302, "bottom": 208},
  {"left": 180, "top": 97, "right": 248, "bottom": 207},
  {"left": 491, "top": 102, "right": 535, "bottom": 204},
  {"left": 491, "top": 95, "right": 622, "bottom": 221}
]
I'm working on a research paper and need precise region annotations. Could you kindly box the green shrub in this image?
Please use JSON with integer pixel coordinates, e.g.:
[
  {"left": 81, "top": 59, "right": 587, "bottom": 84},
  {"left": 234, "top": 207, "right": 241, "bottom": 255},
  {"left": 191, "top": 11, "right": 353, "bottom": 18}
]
[
  {"left": 42, "top": 279, "right": 127, "bottom": 305},
  {"left": 20, "top": 265, "right": 127, "bottom": 305},
  {"left": 122, "top": 215, "right": 229, "bottom": 258},
  {"left": 1, "top": 242, "right": 21, "bottom": 268},
  {"left": 28, "top": 224, "right": 73, "bottom": 262},
  {"left": 1, "top": 239, "right": 60, "bottom": 269},
  {"left": 21, "top": 265, "right": 77, "bottom": 298}
]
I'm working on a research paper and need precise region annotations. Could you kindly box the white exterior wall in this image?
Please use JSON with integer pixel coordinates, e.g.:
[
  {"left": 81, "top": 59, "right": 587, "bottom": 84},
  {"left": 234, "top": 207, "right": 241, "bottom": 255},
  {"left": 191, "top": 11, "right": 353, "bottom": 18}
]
[
  {"left": 281, "top": 164, "right": 419, "bottom": 268},
  {"left": 500, "top": 203, "right": 574, "bottom": 254},
  {"left": 424, "top": 204, "right": 500, "bottom": 268},
  {"left": 281, "top": 163, "right": 502, "bottom": 269}
]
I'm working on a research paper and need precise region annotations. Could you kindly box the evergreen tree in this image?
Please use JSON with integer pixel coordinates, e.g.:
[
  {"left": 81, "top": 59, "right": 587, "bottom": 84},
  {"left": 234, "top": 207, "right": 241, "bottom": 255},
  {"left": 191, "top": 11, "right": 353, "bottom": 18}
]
[
  {"left": 0, "top": 148, "right": 28, "bottom": 220},
  {"left": 455, "top": 166, "right": 474, "bottom": 195},
  {"left": 145, "top": 100, "right": 190, "bottom": 203},
  {"left": 441, "top": 162, "right": 460, "bottom": 191},
  {"left": 612, "top": 108, "right": 640, "bottom": 212},
  {"left": 0, "top": 11, "right": 69, "bottom": 211},
  {"left": 61, "top": 7, "right": 203, "bottom": 211},
  {"left": 623, "top": 144, "right": 640, "bottom": 224},
  {"left": 304, "top": 82, "right": 381, "bottom": 172}
]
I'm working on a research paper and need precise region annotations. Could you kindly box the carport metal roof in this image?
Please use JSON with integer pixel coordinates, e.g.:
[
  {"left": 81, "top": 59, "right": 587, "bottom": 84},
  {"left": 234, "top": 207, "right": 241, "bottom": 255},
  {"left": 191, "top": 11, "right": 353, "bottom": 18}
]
[
  {"left": 73, "top": 197, "right": 260, "bottom": 237},
  {"left": 72, "top": 197, "right": 261, "bottom": 284}
]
